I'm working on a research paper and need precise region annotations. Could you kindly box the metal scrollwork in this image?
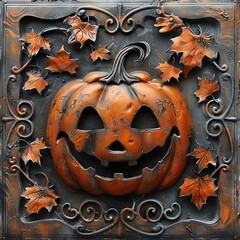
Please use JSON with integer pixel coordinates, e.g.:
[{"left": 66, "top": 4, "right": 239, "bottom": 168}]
[
  {"left": 120, "top": 207, "right": 165, "bottom": 236},
  {"left": 61, "top": 199, "right": 181, "bottom": 236},
  {"left": 62, "top": 203, "right": 79, "bottom": 220},
  {"left": 75, "top": 208, "right": 119, "bottom": 236},
  {"left": 211, "top": 61, "right": 228, "bottom": 72},
  {"left": 62, "top": 201, "right": 119, "bottom": 236},
  {"left": 120, "top": 200, "right": 181, "bottom": 236},
  {"left": 77, "top": 6, "right": 120, "bottom": 34},
  {"left": 205, "top": 73, "right": 237, "bottom": 164},
  {"left": 210, "top": 164, "right": 230, "bottom": 178},
  {"left": 137, "top": 199, "right": 164, "bottom": 223},
  {"left": 164, "top": 202, "right": 182, "bottom": 220},
  {"left": 120, "top": 6, "right": 158, "bottom": 33},
  {"left": 79, "top": 200, "right": 104, "bottom": 222},
  {"left": 76, "top": 4, "right": 159, "bottom": 34},
  {"left": 2, "top": 75, "right": 34, "bottom": 144}
]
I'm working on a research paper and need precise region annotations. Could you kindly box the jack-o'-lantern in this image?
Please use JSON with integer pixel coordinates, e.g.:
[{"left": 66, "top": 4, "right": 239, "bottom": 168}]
[{"left": 47, "top": 42, "right": 191, "bottom": 195}]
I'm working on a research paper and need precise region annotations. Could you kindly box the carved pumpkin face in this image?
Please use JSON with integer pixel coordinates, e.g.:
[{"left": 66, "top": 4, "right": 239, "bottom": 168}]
[{"left": 47, "top": 42, "right": 191, "bottom": 195}]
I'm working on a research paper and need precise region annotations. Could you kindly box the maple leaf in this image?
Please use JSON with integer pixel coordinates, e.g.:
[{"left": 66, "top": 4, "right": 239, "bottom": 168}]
[
  {"left": 191, "top": 147, "right": 216, "bottom": 172},
  {"left": 45, "top": 46, "right": 78, "bottom": 75},
  {"left": 21, "top": 184, "right": 61, "bottom": 216},
  {"left": 194, "top": 77, "right": 220, "bottom": 103},
  {"left": 169, "top": 27, "right": 217, "bottom": 77},
  {"left": 23, "top": 71, "right": 48, "bottom": 94},
  {"left": 22, "top": 138, "right": 48, "bottom": 166},
  {"left": 156, "top": 62, "right": 182, "bottom": 82},
  {"left": 179, "top": 176, "right": 217, "bottom": 210},
  {"left": 90, "top": 47, "right": 111, "bottom": 62},
  {"left": 154, "top": 12, "right": 185, "bottom": 33},
  {"left": 64, "top": 15, "right": 98, "bottom": 47},
  {"left": 22, "top": 29, "right": 51, "bottom": 56}
]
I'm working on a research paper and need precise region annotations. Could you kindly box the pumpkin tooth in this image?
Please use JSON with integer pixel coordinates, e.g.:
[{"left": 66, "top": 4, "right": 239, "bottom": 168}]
[
  {"left": 101, "top": 159, "right": 109, "bottom": 167},
  {"left": 142, "top": 167, "right": 152, "bottom": 175},
  {"left": 128, "top": 159, "right": 138, "bottom": 166},
  {"left": 86, "top": 167, "right": 96, "bottom": 175},
  {"left": 114, "top": 173, "right": 124, "bottom": 179}
]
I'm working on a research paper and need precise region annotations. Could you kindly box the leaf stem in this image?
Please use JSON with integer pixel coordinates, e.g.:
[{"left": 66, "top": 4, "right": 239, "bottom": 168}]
[
  {"left": 39, "top": 27, "right": 69, "bottom": 35},
  {"left": 210, "top": 164, "right": 230, "bottom": 178},
  {"left": 35, "top": 172, "right": 50, "bottom": 188},
  {"left": 11, "top": 165, "right": 36, "bottom": 185},
  {"left": 18, "top": 138, "right": 30, "bottom": 146},
  {"left": 107, "top": 43, "right": 115, "bottom": 50},
  {"left": 11, "top": 58, "right": 32, "bottom": 74},
  {"left": 210, "top": 60, "right": 228, "bottom": 72}
]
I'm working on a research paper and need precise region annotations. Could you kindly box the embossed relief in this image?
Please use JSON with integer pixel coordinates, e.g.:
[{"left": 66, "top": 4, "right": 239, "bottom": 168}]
[
  {"left": 1, "top": 1, "right": 237, "bottom": 239},
  {"left": 47, "top": 41, "right": 192, "bottom": 195}
]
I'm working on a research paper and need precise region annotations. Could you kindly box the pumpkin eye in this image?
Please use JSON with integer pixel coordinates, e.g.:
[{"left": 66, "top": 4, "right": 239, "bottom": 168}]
[
  {"left": 131, "top": 106, "right": 160, "bottom": 129},
  {"left": 78, "top": 107, "right": 104, "bottom": 130}
]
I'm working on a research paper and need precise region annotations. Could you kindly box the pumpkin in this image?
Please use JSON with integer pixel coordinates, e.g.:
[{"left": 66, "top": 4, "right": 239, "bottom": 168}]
[{"left": 47, "top": 42, "right": 192, "bottom": 195}]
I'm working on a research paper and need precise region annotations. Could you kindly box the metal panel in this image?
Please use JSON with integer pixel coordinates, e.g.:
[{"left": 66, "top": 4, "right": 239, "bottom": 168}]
[{"left": 0, "top": 0, "right": 239, "bottom": 239}]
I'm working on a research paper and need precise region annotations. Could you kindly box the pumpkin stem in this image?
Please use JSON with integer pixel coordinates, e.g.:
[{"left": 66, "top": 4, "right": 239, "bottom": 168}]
[{"left": 100, "top": 41, "right": 151, "bottom": 84}]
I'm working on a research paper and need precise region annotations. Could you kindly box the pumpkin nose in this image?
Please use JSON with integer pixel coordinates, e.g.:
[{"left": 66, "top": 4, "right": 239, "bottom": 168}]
[{"left": 108, "top": 141, "right": 126, "bottom": 153}]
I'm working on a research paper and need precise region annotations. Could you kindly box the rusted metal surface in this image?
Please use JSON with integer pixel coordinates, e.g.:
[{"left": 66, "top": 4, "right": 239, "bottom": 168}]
[{"left": 0, "top": 0, "right": 239, "bottom": 239}]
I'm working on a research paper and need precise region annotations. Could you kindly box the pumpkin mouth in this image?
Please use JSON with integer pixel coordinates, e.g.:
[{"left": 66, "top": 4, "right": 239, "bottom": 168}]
[{"left": 57, "top": 127, "right": 179, "bottom": 178}]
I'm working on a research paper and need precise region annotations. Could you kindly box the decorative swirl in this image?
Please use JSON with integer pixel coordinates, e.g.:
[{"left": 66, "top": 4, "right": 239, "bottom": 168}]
[
  {"left": 137, "top": 200, "right": 164, "bottom": 223},
  {"left": 205, "top": 99, "right": 224, "bottom": 118},
  {"left": 15, "top": 120, "right": 34, "bottom": 139},
  {"left": 11, "top": 58, "right": 32, "bottom": 75},
  {"left": 75, "top": 5, "right": 160, "bottom": 34},
  {"left": 121, "top": 207, "right": 135, "bottom": 221},
  {"left": 205, "top": 119, "right": 223, "bottom": 138},
  {"left": 79, "top": 200, "right": 103, "bottom": 223},
  {"left": 120, "top": 200, "right": 181, "bottom": 236},
  {"left": 204, "top": 73, "right": 236, "bottom": 164},
  {"left": 104, "top": 208, "right": 119, "bottom": 223},
  {"left": 62, "top": 201, "right": 119, "bottom": 236},
  {"left": 120, "top": 6, "right": 157, "bottom": 33},
  {"left": 210, "top": 164, "right": 230, "bottom": 178},
  {"left": 163, "top": 203, "right": 181, "bottom": 220},
  {"left": 16, "top": 101, "right": 34, "bottom": 118},
  {"left": 211, "top": 61, "right": 228, "bottom": 72},
  {"left": 100, "top": 41, "right": 151, "bottom": 84},
  {"left": 75, "top": 206, "right": 119, "bottom": 236},
  {"left": 10, "top": 164, "right": 35, "bottom": 185},
  {"left": 77, "top": 6, "right": 119, "bottom": 33},
  {"left": 2, "top": 75, "right": 34, "bottom": 144},
  {"left": 62, "top": 203, "right": 79, "bottom": 220},
  {"left": 120, "top": 208, "right": 165, "bottom": 236},
  {"left": 61, "top": 199, "right": 181, "bottom": 236}
]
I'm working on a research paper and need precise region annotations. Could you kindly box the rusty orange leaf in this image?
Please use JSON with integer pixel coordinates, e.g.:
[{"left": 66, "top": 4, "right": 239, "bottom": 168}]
[
  {"left": 194, "top": 77, "right": 220, "bottom": 103},
  {"left": 191, "top": 147, "right": 216, "bottom": 172},
  {"left": 90, "top": 47, "right": 111, "bottom": 62},
  {"left": 21, "top": 184, "right": 61, "bottom": 216},
  {"left": 156, "top": 62, "right": 182, "bottom": 82},
  {"left": 64, "top": 15, "right": 98, "bottom": 47},
  {"left": 154, "top": 12, "right": 185, "bottom": 33},
  {"left": 22, "top": 29, "right": 51, "bottom": 56},
  {"left": 22, "top": 138, "right": 48, "bottom": 166},
  {"left": 23, "top": 71, "right": 48, "bottom": 94},
  {"left": 45, "top": 46, "right": 78, "bottom": 74},
  {"left": 169, "top": 27, "right": 217, "bottom": 77},
  {"left": 179, "top": 175, "right": 217, "bottom": 210}
]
